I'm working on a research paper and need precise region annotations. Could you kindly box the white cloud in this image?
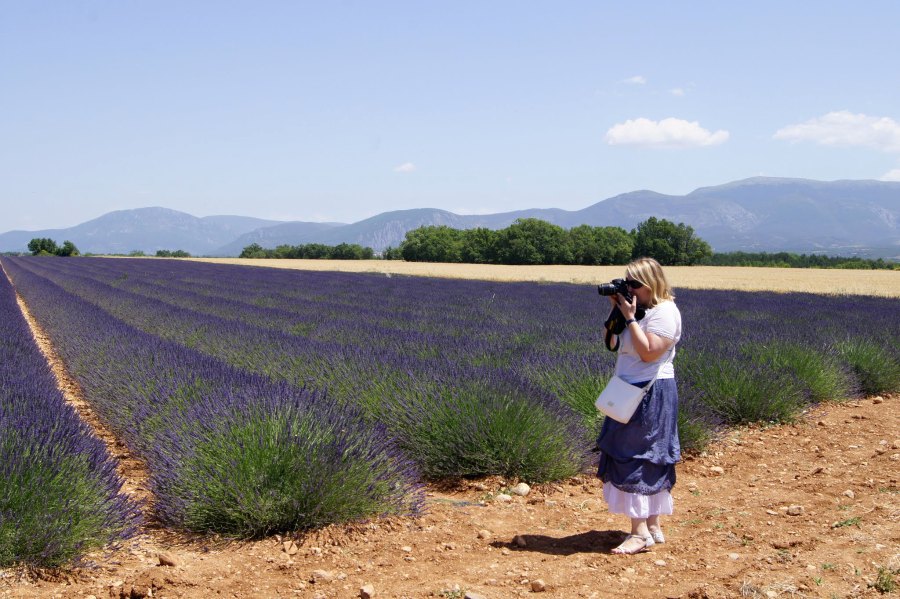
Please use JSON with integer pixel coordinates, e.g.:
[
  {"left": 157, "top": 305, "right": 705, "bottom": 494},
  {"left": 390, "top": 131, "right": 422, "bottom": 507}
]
[
  {"left": 624, "top": 75, "right": 646, "bottom": 85},
  {"left": 773, "top": 111, "right": 900, "bottom": 152},
  {"left": 604, "top": 117, "right": 729, "bottom": 149},
  {"left": 670, "top": 88, "right": 685, "bottom": 97},
  {"left": 393, "top": 162, "right": 416, "bottom": 173},
  {"left": 880, "top": 168, "right": 900, "bottom": 181}
]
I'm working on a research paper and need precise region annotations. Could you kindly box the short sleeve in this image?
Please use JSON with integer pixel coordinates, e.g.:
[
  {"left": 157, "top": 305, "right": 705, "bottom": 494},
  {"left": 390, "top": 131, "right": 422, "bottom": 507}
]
[{"left": 644, "top": 302, "right": 679, "bottom": 340}]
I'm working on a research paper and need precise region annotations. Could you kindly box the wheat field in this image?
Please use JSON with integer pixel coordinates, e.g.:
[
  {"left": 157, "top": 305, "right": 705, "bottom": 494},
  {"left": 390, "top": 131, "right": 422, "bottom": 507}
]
[{"left": 190, "top": 258, "right": 900, "bottom": 297}]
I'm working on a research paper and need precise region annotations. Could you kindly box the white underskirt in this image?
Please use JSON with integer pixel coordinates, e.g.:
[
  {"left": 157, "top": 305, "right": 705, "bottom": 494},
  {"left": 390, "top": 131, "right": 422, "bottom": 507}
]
[{"left": 603, "top": 482, "right": 674, "bottom": 518}]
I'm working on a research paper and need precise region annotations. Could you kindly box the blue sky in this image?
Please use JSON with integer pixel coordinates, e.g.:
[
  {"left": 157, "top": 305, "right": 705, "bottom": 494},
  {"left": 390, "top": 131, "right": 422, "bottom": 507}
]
[{"left": 2, "top": 1, "right": 899, "bottom": 231}]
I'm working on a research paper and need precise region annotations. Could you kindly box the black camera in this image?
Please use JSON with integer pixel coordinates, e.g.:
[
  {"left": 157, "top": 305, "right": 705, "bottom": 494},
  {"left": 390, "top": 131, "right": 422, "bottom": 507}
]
[
  {"left": 597, "top": 278, "right": 634, "bottom": 302},
  {"left": 598, "top": 278, "right": 644, "bottom": 352}
]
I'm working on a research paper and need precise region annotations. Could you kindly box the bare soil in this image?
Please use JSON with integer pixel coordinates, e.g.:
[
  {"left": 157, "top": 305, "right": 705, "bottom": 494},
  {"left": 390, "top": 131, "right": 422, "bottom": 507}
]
[{"left": 2, "top": 265, "right": 898, "bottom": 598}]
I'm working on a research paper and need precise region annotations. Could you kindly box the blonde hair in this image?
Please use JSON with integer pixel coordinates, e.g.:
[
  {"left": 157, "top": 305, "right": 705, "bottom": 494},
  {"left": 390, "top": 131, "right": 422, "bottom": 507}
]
[{"left": 625, "top": 257, "right": 675, "bottom": 308}]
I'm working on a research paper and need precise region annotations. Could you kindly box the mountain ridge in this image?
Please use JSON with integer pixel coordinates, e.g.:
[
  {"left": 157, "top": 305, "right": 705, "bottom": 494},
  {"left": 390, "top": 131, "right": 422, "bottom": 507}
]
[{"left": 2, "top": 177, "right": 898, "bottom": 259}]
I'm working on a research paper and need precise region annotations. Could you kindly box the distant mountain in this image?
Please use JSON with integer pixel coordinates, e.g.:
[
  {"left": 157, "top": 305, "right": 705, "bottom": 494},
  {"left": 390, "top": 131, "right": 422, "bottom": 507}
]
[
  {"left": 2, "top": 178, "right": 898, "bottom": 259},
  {"left": 0, "top": 208, "right": 284, "bottom": 256},
  {"left": 585, "top": 178, "right": 899, "bottom": 257},
  {"left": 214, "top": 178, "right": 899, "bottom": 258},
  {"left": 214, "top": 207, "right": 577, "bottom": 255}
]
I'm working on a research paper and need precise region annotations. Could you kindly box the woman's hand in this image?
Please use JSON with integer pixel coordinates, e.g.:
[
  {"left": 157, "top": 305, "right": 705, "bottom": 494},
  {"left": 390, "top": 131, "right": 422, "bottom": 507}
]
[{"left": 616, "top": 293, "right": 637, "bottom": 320}]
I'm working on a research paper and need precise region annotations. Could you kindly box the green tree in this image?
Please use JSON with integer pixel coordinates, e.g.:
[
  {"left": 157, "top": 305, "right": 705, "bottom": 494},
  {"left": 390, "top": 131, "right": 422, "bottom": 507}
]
[
  {"left": 239, "top": 243, "right": 267, "bottom": 258},
  {"left": 631, "top": 217, "right": 712, "bottom": 265},
  {"left": 496, "top": 218, "right": 573, "bottom": 265},
  {"left": 56, "top": 240, "right": 80, "bottom": 257},
  {"left": 302, "top": 243, "right": 331, "bottom": 259},
  {"left": 330, "top": 243, "right": 372, "bottom": 260},
  {"left": 272, "top": 244, "right": 296, "bottom": 259},
  {"left": 156, "top": 249, "right": 191, "bottom": 258},
  {"left": 399, "top": 226, "right": 463, "bottom": 262},
  {"left": 569, "top": 225, "right": 634, "bottom": 265},
  {"left": 460, "top": 228, "right": 499, "bottom": 264},
  {"left": 27, "top": 238, "right": 58, "bottom": 256},
  {"left": 381, "top": 246, "right": 403, "bottom": 260}
]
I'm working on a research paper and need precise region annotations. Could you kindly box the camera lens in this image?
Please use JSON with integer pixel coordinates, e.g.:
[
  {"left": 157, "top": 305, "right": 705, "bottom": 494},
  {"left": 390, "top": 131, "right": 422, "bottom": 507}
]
[{"left": 597, "top": 283, "right": 617, "bottom": 296}]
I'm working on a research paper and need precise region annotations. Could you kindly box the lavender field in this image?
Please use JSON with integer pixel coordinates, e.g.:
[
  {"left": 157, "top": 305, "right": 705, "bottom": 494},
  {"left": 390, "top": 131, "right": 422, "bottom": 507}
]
[
  {"left": 0, "top": 264, "right": 138, "bottom": 567},
  {"left": 2, "top": 256, "right": 898, "bottom": 547}
]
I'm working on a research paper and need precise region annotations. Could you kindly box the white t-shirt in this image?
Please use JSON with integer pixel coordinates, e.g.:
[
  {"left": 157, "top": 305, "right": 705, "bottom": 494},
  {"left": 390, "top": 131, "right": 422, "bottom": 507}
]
[{"left": 615, "top": 300, "right": 681, "bottom": 383}]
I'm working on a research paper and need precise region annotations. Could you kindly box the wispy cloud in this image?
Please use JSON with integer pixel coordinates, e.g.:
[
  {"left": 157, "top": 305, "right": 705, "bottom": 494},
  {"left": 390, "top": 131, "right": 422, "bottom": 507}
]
[
  {"left": 880, "top": 167, "right": 900, "bottom": 181},
  {"left": 624, "top": 75, "right": 646, "bottom": 85},
  {"left": 605, "top": 117, "right": 729, "bottom": 149},
  {"left": 670, "top": 88, "right": 685, "bottom": 97},
  {"left": 393, "top": 162, "right": 416, "bottom": 173},
  {"left": 774, "top": 111, "right": 900, "bottom": 152}
]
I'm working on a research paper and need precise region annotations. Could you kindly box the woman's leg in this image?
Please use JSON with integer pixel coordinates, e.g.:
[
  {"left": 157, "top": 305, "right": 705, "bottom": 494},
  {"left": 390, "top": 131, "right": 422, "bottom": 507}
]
[
  {"left": 648, "top": 514, "right": 665, "bottom": 543},
  {"left": 631, "top": 517, "right": 651, "bottom": 537}
]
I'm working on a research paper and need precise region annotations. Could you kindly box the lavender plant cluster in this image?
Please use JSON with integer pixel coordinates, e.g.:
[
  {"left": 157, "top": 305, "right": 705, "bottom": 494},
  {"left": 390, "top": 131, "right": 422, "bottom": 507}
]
[
  {"left": 8, "top": 257, "right": 597, "bottom": 482},
  {"left": 0, "top": 257, "right": 423, "bottom": 536},
  {"left": 674, "top": 289, "right": 900, "bottom": 424},
  {"left": 4, "top": 257, "right": 898, "bottom": 496},
  {"left": 27, "top": 258, "right": 900, "bottom": 397},
  {"left": 0, "top": 266, "right": 139, "bottom": 567}
]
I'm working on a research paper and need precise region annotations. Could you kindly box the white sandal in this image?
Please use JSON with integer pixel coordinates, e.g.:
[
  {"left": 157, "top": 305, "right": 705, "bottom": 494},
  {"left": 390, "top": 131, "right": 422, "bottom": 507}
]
[
  {"left": 649, "top": 529, "right": 665, "bottom": 544},
  {"left": 611, "top": 534, "right": 655, "bottom": 555}
]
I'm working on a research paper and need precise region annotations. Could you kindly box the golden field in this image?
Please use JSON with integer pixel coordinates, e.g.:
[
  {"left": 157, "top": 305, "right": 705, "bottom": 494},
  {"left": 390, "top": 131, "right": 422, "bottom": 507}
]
[{"left": 192, "top": 258, "right": 900, "bottom": 297}]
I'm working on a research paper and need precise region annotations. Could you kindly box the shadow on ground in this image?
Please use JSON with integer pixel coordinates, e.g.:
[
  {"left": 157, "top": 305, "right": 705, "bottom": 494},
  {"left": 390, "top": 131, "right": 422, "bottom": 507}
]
[{"left": 491, "top": 529, "right": 627, "bottom": 556}]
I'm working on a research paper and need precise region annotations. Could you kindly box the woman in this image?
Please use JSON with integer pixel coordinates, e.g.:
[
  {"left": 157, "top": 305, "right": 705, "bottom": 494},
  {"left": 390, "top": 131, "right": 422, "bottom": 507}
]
[{"left": 597, "top": 257, "right": 682, "bottom": 555}]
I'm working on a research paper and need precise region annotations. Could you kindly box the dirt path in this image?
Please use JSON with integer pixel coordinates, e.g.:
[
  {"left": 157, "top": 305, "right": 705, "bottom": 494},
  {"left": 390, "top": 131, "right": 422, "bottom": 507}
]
[{"left": 1, "top": 391, "right": 896, "bottom": 598}]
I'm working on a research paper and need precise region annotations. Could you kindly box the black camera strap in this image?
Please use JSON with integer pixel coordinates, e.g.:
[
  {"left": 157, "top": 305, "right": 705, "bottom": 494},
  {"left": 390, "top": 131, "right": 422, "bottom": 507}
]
[
  {"left": 603, "top": 306, "right": 626, "bottom": 351},
  {"left": 604, "top": 326, "right": 620, "bottom": 352},
  {"left": 603, "top": 305, "right": 646, "bottom": 352}
]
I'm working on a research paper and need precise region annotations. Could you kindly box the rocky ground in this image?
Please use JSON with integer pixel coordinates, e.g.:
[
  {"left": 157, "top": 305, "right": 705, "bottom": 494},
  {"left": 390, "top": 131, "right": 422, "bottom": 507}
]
[{"left": 1, "top": 393, "right": 897, "bottom": 599}]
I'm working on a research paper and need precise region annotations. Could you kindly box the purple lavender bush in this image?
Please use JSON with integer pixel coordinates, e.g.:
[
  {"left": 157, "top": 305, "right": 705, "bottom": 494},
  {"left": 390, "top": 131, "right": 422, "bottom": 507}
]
[
  {"left": 1, "top": 258, "right": 422, "bottom": 536},
  {"left": 148, "top": 383, "right": 422, "bottom": 536},
  {"left": 0, "top": 266, "right": 139, "bottom": 567},
  {"left": 383, "top": 365, "right": 590, "bottom": 481}
]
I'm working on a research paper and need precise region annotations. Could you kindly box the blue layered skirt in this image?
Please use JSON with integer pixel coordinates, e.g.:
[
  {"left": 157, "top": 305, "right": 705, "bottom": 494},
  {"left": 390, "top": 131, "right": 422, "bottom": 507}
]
[{"left": 597, "top": 377, "right": 681, "bottom": 515}]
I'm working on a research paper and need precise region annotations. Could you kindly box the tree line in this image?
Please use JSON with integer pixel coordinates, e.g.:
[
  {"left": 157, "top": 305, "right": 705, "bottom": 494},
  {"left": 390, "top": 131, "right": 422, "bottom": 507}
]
[
  {"left": 240, "top": 242, "right": 375, "bottom": 260},
  {"left": 25, "top": 230, "right": 896, "bottom": 269},
  {"left": 700, "top": 251, "right": 897, "bottom": 270},
  {"left": 385, "top": 217, "right": 713, "bottom": 266}
]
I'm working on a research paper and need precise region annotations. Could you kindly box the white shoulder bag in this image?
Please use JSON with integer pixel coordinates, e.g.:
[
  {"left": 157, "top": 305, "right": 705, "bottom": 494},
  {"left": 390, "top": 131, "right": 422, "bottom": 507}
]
[{"left": 595, "top": 345, "right": 674, "bottom": 424}]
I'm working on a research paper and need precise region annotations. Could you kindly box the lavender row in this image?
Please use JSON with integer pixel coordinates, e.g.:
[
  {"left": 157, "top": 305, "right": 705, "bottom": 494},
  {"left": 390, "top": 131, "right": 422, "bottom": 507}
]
[
  {"left": 10, "top": 257, "right": 899, "bottom": 448},
  {"left": 14, "top": 257, "right": 612, "bottom": 402},
  {"left": 17, "top": 256, "right": 586, "bottom": 368},
  {"left": 0, "top": 266, "right": 139, "bottom": 566},
  {"left": 0, "top": 257, "right": 423, "bottom": 536},
  {"left": 6, "top": 257, "right": 595, "bottom": 482}
]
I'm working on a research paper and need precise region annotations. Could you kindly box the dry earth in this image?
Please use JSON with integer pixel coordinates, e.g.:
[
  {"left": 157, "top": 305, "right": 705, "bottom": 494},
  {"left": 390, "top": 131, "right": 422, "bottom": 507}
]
[{"left": 2, "top": 262, "right": 899, "bottom": 598}]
